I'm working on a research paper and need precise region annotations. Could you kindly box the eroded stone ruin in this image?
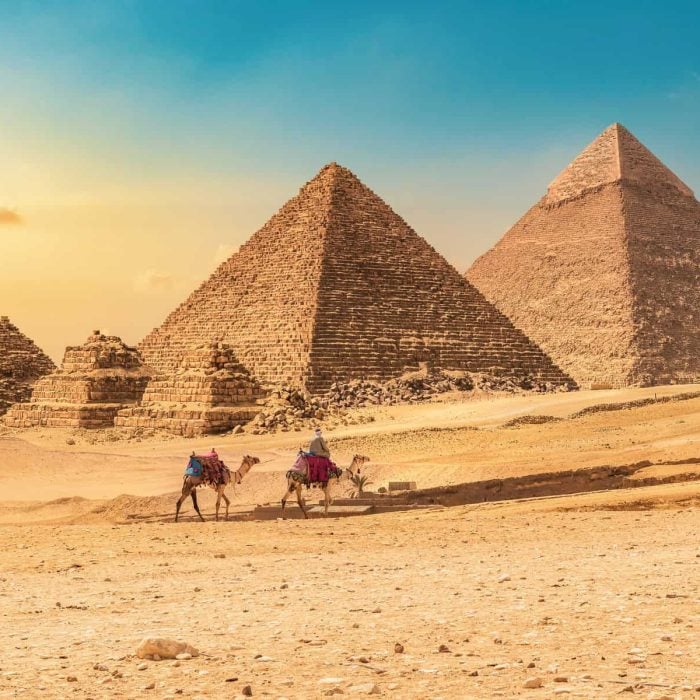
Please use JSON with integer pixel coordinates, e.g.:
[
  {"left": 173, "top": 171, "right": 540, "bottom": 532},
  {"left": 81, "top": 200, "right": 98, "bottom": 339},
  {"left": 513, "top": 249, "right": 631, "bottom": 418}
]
[
  {"left": 3, "top": 331, "right": 151, "bottom": 428},
  {"left": 115, "top": 342, "right": 264, "bottom": 437},
  {"left": 467, "top": 123, "right": 700, "bottom": 388},
  {"left": 140, "top": 163, "right": 574, "bottom": 393},
  {"left": 0, "top": 316, "right": 55, "bottom": 415}
]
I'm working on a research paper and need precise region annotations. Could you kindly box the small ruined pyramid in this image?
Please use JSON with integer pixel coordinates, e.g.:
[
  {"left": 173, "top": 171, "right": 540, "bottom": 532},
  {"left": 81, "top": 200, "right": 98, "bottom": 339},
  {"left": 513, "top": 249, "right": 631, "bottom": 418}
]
[
  {"left": 0, "top": 316, "right": 55, "bottom": 414},
  {"left": 467, "top": 123, "right": 700, "bottom": 388},
  {"left": 140, "top": 163, "right": 573, "bottom": 393},
  {"left": 115, "top": 342, "right": 265, "bottom": 437},
  {"left": 4, "top": 331, "right": 151, "bottom": 428}
]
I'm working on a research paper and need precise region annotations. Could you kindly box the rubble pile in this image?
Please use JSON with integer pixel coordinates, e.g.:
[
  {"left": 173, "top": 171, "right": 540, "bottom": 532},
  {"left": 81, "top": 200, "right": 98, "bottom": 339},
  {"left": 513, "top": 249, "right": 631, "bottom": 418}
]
[
  {"left": 246, "top": 370, "right": 569, "bottom": 434},
  {"left": 246, "top": 386, "right": 358, "bottom": 435},
  {"left": 327, "top": 372, "right": 475, "bottom": 408}
]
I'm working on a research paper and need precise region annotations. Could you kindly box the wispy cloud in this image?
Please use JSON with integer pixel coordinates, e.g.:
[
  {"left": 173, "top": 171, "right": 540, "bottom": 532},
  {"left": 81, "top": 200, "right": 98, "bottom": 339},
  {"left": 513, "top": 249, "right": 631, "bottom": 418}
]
[
  {"left": 0, "top": 208, "right": 22, "bottom": 224},
  {"left": 133, "top": 269, "right": 176, "bottom": 294}
]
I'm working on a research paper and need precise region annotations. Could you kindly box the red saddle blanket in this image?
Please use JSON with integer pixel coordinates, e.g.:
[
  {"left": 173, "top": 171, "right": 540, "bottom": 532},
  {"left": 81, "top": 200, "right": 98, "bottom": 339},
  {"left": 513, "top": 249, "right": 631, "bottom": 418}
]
[
  {"left": 307, "top": 455, "right": 335, "bottom": 484},
  {"left": 195, "top": 455, "right": 230, "bottom": 486}
]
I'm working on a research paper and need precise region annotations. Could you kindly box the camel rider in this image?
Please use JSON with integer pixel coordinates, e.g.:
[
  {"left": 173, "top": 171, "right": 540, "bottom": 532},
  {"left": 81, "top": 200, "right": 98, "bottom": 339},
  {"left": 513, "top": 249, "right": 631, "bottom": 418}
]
[{"left": 308, "top": 427, "right": 331, "bottom": 460}]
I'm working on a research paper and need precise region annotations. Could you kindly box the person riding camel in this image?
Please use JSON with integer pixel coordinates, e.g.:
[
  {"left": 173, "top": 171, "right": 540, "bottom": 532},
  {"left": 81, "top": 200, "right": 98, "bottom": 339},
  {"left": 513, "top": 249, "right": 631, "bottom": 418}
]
[{"left": 308, "top": 427, "right": 331, "bottom": 460}]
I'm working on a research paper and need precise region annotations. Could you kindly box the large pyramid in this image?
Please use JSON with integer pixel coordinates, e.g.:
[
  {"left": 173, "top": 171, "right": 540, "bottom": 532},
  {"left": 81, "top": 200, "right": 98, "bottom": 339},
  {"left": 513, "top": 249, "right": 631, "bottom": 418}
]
[
  {"left": 467, "top": 123, "right": 700, "bottom": 388},
  {"left": 140, "top": 163, "right": 573, "bottom": 393},
  {"left": 0, "top": 316, "right": 55, "bottom": 414}
]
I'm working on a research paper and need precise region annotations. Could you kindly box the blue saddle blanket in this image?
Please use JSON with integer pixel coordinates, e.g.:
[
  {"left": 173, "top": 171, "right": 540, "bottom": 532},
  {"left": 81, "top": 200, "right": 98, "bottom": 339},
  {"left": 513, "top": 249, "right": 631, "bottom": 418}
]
[{"left": 185, "top": 457, "right": 203, "bottom": 477}]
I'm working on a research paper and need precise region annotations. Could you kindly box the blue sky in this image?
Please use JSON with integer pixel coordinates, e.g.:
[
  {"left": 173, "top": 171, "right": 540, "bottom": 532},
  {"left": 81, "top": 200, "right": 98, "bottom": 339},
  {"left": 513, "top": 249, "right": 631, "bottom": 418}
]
[{"left": 0, "top": 0, "right": 698, "bottom": 357}]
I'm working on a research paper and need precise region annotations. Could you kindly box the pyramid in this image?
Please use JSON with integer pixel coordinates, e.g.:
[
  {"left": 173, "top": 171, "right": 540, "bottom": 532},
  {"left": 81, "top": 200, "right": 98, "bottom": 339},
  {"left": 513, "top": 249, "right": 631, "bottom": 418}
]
[
  {"left": 4, "top": 331, "right": 151, "bottom": 428},
  {"left": 139, "top": 163, "right": 574, "bottom": 393},
  {"left": 0, "top": 316, "right": 55, "bottom": 414},
  {"left": 115, "top": 342, "right": 265, "bottom": 436},
  {"left": 467, "top": 123, "right": 700, "bottom": 388}
]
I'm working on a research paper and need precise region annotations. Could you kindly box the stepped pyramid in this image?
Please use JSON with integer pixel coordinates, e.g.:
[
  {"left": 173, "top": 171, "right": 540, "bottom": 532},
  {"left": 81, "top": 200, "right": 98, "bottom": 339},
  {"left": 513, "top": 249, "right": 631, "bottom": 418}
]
[
  {"left": 0, "top": 316, "right": 55, "bottom": 414},
  {"left": 115, "top": 342, "right": 265, "bottom": 436},
  {"left": 140, "top": 163, "right": 573, "bottom": 393},
  {"left": 467, "top": 123, "right": 700, "bottom": 388},
  {"left": 4, "top": 331, "right": 151, "bottom": 428}
]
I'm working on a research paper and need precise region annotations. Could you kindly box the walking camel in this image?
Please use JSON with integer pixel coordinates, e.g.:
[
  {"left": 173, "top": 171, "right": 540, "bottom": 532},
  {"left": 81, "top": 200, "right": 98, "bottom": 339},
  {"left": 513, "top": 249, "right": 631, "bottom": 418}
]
[
  {"left": 175, "top": 454, "right": 260, "bottom": 522},
  {"left": 282, "top": 453, "right": 370, "bottom": 518}
]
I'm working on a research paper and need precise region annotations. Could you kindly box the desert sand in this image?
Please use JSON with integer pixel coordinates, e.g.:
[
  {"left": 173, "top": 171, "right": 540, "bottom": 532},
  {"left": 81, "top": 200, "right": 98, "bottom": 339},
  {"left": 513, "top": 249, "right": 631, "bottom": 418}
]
[{"left": 1, "top": 385, "right": 699, "bottom": 698}]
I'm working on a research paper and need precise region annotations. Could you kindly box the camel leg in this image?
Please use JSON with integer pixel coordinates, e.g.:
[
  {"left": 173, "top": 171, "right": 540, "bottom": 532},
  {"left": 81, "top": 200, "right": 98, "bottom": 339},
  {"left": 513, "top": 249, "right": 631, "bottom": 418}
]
[
  {"left": 222, "top": 491, "right": 231, "bottom": 521},
  {"left": 281, "top": 481, "right": 294, "bottom": 513},
  {"left": 215, "top": 488, "right": 222, "bottom": 522},
  {"left": 323, "top": 484, "right": 330, "bottom": 516},
  {"left": 296, "top": 484, "right": 309, "bottom": 519},
  {"left": 191, "top": 489, "right": 205, "bottom": 522},
  {"left": 175, "top": 482, "right": 190, "bottom": 522}
]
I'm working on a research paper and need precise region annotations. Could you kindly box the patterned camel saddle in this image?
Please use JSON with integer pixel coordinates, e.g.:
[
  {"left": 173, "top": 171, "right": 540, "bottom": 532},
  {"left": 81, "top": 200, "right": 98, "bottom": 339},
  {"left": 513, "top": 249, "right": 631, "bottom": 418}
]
[
  {"left": 185, "top": 453, "right": 230, "bottom": 486},
  {"left": 287, "top": 453, "right": 342, "bottom": 488}
]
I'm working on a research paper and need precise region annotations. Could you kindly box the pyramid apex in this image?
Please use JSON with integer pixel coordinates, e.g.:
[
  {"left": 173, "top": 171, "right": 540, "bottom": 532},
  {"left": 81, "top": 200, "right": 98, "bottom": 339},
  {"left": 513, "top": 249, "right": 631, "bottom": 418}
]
[
  {"left": 300, "top": 162, "right": 365, "bottom": 196},
  {"left": 314, "top": 161, "right": 357, "bottom": 179},
  {"left": 546, "top": 124, "right": 694, "bottom": 203}
]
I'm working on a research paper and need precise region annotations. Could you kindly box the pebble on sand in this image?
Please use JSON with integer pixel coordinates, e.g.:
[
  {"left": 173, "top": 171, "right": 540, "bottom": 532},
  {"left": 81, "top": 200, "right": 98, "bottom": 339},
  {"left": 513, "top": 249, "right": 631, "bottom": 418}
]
[
  {"left": 524, "top": 677, "right": 544, "bottom": 689},
  {"left": 135, "top": 638, "right": 199, "bottom": 660}
]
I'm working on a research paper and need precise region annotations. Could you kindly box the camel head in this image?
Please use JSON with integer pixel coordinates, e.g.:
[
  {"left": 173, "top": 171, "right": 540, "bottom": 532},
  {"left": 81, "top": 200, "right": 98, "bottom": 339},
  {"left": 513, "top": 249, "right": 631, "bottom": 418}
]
[
  {"left": 234, "top": 454, "right": 260, "bottom": 483},
  {"left": 346, "top": 454, "right": 370, "bottom": 478}
]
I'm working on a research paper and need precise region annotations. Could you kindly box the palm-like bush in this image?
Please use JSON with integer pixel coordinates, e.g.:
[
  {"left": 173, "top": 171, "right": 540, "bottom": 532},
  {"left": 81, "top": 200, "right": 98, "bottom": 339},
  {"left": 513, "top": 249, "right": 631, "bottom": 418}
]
[{"left": 350, "top": 473, "right": 373, "bottom": 497}]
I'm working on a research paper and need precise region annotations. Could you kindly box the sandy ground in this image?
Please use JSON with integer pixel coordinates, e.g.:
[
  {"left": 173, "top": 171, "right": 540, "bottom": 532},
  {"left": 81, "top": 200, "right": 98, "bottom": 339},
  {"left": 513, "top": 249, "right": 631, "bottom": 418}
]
[
  {"left": 1, "top": 486, "right": 699, "bottom": 699},
  {"left": 0, "top": 385, "right": 699, "bottom": 698}
]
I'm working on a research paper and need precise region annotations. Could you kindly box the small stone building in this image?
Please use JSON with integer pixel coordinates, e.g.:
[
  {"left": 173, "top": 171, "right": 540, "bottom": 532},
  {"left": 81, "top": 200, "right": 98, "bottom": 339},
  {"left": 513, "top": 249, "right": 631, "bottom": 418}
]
[
  {"left": 3, "top": 331, "right": 151, "bottom": 428},
  {"left": 0, "top": 316, "right": 55, "bottom": 415},
  {"left": 115, "top": 342, "right": 264, "bottom": 437}
]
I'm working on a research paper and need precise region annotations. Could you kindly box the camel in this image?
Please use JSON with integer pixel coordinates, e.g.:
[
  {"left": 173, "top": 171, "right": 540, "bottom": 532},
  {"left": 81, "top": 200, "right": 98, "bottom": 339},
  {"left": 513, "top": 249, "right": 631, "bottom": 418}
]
[
  {"left": 281, "top": 453, "right": 369, "bottom": 518},
  {"left": 175, "top": 454, "right": 260, "bottom": 522}
]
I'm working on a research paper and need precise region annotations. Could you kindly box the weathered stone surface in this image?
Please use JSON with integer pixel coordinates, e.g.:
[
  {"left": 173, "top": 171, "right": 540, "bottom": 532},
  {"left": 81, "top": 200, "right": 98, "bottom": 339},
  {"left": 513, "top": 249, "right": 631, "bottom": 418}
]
[
  {"left": 3, "top": 331, "right": 151, "bottom": 428},
  {"left": 139, "top": 163, "right": 573, "bottom": 394},
  {"left": 115, "top": 342, "right": 264, "bottom": 436},
  {"left": 0, "top": 316, "right": 55, "bottom": 415},
  {"left": 467, "top": 123, "right": 700, "bottom": 388},
  {"left": 135, "top": 638, "right": 199, "bottom": 660}
]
